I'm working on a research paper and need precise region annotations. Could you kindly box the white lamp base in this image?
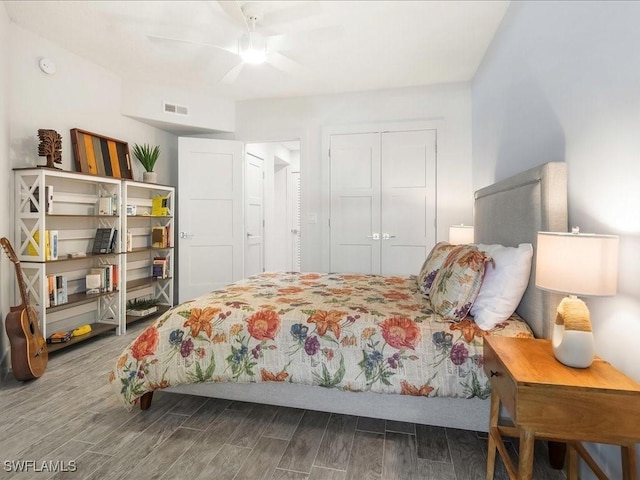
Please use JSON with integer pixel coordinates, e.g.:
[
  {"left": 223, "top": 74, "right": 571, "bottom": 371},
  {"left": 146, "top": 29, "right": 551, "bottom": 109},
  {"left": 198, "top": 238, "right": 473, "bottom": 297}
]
[
  {"left": 552, "top": 325, "right": 595, "bottom": 368},
  {"left": 552, "top": 296, "right": 594, "bottom": 368}
]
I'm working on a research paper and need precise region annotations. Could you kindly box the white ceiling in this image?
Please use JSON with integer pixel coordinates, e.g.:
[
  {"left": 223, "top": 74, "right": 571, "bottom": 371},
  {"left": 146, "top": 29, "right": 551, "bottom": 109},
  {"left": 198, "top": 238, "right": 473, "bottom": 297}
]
[{"left": 4, "top": 0, "right": 510, "bottom": 101}]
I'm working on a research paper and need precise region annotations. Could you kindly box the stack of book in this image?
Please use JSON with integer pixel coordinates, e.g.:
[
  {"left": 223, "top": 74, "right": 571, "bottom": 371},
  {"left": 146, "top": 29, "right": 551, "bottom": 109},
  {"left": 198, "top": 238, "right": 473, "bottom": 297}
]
[
  {"left": 152, "top": 256, "right": 169, "bottom": 279},
  {"left": 45, "top": 274, "right": 67, "bottom": 307},
  {"left": 87, "top": 264, "right": 119, "bottom": 294}
]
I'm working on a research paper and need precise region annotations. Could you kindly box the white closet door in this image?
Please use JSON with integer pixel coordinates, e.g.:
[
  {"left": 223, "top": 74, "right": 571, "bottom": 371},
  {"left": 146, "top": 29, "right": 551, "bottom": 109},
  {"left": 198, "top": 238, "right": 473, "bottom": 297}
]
[
  {"left": 330, "top": 133, "right": 381, "bottom": 274},
  {"left": 245, "top": 153, "right": 264, "bottom": 277},
  {"left": 381, "top": 130, "right": 437, "bottom": 275}
]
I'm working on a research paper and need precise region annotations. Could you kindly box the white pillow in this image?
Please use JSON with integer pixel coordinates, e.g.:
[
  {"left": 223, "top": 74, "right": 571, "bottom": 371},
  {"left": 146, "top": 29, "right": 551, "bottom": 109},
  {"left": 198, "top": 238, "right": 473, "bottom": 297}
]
[{"left": 470, "top": 243, "right": 533, "bottom": 330}]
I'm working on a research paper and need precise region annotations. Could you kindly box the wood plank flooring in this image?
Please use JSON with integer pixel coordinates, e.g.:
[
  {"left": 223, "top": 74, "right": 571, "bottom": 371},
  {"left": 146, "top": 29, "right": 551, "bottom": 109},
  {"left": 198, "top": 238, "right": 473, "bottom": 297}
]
[{"left": 0, "top": 322, "right": 566, "bottom": 480}]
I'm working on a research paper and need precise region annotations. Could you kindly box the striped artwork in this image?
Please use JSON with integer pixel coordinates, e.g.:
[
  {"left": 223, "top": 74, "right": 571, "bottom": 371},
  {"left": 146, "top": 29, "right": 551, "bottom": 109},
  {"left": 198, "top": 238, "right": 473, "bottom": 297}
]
[{"left": 70, "top": 128, "right": 132, "bottom": 179}]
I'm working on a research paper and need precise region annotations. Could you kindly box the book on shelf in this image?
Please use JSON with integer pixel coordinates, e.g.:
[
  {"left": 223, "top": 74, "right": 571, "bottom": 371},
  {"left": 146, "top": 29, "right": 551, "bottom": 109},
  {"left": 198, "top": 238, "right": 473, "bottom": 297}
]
[
  {"left": 152, "top": 256, "right": 169, "bottom": 279},
  {"left": 91, "top": 228, "right": 116, "bottom": 254},
  {"left": 47, "top": 275, "right": 54, "bottom": 307},
  {"left": 151, "top": 196, "right": 170, "bottom": 216},
  {"left": 110, "top": 229, "right": 118, "bottom": 253},
  {"left": 89, "top": 264, "right": 118, "bottom": 293},
  {"left": 46, "top": 274, "right": 68, "bottom": 307},
  {"left": 48, "top": 230, "right": 58, "bottom": 260},
  {"left": 29, "top": 185, "right": 54, "bottom": 214},
  {"left": 47, "top": 330, "right": 73, "bottom": 344}
]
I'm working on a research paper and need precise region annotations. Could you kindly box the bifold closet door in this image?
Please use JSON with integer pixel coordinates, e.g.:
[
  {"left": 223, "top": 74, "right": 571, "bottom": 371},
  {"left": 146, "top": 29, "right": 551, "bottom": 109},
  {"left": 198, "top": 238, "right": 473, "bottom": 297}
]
[
  {"left": 330, "top": 132, "right": 381, "bottom": 274},
  {"left": 330, "top": 129, "right": 437, "bottom": 275},
  {"left": 380, "top": 129, "right": 437, "bottom": 275}
]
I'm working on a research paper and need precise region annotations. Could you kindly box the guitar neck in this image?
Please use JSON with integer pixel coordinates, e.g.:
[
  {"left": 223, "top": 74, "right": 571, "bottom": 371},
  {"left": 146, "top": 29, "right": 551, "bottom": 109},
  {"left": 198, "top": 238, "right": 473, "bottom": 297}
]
[
  {"left": 1, "top": 237, "right": 31, "bottom": 311},
  {"left": 13, "top": 260, "right": 30, "bottom": 310}
]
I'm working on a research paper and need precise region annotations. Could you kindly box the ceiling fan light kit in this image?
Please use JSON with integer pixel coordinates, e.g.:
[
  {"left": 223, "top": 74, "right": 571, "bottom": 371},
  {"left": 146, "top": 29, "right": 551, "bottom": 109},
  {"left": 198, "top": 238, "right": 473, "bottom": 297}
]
[{"left": 240, "top": 31, "right": 266, "bottom": 65}]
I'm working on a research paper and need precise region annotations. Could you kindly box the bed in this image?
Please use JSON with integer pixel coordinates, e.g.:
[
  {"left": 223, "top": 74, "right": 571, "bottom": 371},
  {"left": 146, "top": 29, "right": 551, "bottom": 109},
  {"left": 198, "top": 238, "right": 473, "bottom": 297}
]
[{"left": 109, "top": 161, "right": 567, "bottom": 432}]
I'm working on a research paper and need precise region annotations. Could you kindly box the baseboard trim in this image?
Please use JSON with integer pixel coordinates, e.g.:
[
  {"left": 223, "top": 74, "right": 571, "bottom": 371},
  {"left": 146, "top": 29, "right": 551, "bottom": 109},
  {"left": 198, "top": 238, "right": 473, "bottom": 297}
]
[{"left": 0, "top": 348, "right": 9, "bottom": 382}]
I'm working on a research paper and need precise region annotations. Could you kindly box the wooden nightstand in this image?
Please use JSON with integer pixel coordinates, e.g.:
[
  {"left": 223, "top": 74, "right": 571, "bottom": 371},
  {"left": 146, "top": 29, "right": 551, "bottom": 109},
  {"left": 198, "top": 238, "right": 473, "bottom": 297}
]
[{"left": 483, "top": 336, "right": 640, "bottom": 480}]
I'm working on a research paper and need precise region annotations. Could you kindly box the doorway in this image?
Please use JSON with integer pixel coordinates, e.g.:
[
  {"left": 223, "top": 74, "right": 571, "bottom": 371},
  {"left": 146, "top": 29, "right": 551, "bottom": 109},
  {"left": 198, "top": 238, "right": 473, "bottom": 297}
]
[{"left": 245, "top": 140, "right": 301, "bottom": 274}]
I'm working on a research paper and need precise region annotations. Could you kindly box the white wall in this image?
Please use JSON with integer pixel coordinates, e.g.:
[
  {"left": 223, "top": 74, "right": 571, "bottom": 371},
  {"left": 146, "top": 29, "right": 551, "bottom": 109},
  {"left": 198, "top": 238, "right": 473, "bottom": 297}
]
[
  {"left": 121, "top": 80, "right": 235, "bottom": 134},
  {"left": 9, "top": 24, "right": 178, "bottom": 184},
  {"left": 236, "top": 83, "right": 473, "bottom": 272},
  {"left": 472, "top": 2, "right": 640, "bottom": 477},
  {"left": 0, "top": 2, "right": 11, "bottom": 377}
]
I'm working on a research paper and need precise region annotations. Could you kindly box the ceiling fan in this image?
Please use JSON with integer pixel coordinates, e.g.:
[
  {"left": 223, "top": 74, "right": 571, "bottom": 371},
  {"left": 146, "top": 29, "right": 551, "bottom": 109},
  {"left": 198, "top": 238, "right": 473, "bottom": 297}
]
[{"left": 148, "top": 1, "right": 331, "bottom": 84}]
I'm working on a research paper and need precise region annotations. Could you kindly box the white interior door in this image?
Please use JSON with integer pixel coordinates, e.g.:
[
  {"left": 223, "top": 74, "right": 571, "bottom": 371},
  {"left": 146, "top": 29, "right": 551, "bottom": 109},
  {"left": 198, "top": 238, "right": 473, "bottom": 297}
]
[
  {"left": 330, "top": 133, "right": 381, "bottom": 274},
  {"left": 381, "top": 130, "right": 437, "bottom": 275},
  {"left": 245, "top": 153, "right": 264, "bottom": 277},
  {"left": 291, "top": 171, "right": 301, "bottom": 272},
  {"left": 178, "top": 137, "right": 244, "bottom": 302}
]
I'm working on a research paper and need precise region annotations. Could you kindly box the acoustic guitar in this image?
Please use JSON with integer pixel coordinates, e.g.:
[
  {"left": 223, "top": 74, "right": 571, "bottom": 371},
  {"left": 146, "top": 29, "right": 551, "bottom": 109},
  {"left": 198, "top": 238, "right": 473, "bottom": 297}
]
[{"left": 1, "top": 237, "right": 48, "bottom": 380}]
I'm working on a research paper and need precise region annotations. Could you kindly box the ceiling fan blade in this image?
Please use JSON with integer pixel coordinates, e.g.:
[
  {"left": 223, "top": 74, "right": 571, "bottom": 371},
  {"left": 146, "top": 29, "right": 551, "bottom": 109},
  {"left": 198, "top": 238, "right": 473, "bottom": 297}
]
[
  {"left": 219, "top": 62, "right": 245, "bottom": 84},
  {"left": 267, "top": 52, "right": 306, "bottom": 76},
  {"left": 148, "top": 34, "right": 238, "bottom": 57},
  {"left": 217, "top": 0, "right": 249, "bottom": 30}
]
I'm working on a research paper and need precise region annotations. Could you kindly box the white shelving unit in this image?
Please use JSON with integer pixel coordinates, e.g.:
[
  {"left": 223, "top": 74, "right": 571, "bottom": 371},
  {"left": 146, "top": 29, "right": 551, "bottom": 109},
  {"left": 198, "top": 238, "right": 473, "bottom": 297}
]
[
  {"left": 122, "top": 180, "right": 175, "bottom": 332},
  {"left": 14, "top": 168, "right": 123, "bottom": 351}
]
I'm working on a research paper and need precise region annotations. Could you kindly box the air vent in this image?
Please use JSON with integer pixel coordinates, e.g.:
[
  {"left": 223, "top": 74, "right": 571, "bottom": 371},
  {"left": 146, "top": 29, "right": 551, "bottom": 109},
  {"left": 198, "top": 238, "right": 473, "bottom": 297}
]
[{"left": 162, "top": 101, "right": 189, "bottom": 116}]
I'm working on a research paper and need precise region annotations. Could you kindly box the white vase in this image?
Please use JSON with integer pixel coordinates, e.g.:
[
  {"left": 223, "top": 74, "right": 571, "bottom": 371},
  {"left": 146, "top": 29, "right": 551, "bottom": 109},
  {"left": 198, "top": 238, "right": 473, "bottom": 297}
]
[{"left": 143, "top": 171, "right": 157, "bottom": 183}]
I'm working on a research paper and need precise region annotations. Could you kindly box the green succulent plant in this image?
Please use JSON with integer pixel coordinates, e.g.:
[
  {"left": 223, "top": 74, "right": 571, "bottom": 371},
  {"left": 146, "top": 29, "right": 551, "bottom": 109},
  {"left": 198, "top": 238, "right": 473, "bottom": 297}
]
[
  {"left": 126, "top": 297, "right": 159, "bottom": 310},
  {"left": 132, "top": 143, "right": 160, "bottom": 172}
]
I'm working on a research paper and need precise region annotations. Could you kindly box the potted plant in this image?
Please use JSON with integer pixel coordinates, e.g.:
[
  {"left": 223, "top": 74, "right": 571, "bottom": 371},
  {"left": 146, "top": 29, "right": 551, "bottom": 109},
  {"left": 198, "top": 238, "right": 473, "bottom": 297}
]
[
  {"left": 126, "top": 297, "right": 159, "bottom": 318},
  {"left": 132, "top": 143, "right": 160, "bottom": 183}
]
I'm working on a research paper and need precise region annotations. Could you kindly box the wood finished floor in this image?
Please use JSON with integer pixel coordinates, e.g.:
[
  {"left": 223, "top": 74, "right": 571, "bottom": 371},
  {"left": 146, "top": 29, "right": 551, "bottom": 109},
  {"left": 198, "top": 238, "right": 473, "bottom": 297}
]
[{"left": 0, "top": 322, "right": 566, "bottom": 480}]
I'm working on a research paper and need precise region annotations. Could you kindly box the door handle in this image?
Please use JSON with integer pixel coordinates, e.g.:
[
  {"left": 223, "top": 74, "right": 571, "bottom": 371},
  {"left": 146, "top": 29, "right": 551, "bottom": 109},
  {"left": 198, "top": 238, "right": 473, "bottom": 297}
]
[
  {"left": 247, "top": 232, "right": 255, "bottom": 238},
  {"left": 382, "top": 233, "right": 396, "bottom": 240},
  {"left": 367, "top": 233, "right": 380, "bottom": 240},
  {"left": 179, "top": 232, "right": 193, "bottom": 239}
]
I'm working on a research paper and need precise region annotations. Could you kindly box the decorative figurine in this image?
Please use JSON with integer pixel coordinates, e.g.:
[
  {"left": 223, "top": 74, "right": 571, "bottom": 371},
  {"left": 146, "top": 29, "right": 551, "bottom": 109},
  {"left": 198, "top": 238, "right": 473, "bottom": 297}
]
[{"left": 38, "top": 129, "right": 62, "bottom": 168}]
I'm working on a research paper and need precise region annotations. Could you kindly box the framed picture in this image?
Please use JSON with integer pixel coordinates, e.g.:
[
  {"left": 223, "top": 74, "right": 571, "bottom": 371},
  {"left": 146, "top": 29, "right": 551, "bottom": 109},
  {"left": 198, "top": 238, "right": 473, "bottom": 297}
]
[{"left": 70, "top": 128, "right": 132, "bottom": 179}]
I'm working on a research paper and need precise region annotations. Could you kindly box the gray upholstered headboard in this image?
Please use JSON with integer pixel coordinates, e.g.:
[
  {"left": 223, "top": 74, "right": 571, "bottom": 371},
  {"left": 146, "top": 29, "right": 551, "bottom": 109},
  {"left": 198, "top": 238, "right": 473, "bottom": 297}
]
[{"left": 473, "top": 162, "right": 568, "bottom": 339}]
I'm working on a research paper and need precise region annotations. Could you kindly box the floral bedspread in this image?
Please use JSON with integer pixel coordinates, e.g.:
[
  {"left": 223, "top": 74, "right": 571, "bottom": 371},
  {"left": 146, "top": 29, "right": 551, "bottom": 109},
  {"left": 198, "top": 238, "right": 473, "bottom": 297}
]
[{"left": 109, "top": 272, "right": 533, "bottom": 409}]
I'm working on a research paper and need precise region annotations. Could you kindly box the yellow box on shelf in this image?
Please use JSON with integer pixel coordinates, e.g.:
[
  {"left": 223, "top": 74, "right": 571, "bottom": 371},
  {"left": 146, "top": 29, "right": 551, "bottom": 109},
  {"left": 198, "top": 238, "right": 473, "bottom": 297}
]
[{"left": 151, "top": 196, "right": 169, "bottom": 216}]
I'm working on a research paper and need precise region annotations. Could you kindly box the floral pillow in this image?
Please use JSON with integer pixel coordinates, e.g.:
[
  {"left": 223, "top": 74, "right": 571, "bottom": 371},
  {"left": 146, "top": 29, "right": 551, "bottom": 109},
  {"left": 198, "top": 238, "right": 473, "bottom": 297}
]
[
  {"left": 417, "top": 242, "right": 459, "bottom": 295},
  {"left": 430, "top": 245, "right": 492, "bottom": 322}
]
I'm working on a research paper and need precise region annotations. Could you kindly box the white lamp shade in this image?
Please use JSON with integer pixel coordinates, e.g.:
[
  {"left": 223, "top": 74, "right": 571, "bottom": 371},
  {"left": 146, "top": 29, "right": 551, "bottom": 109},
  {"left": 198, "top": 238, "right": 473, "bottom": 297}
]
[
  {"left": 449, "top": 225, "right": 474, "bottom": 245},
  {"left": 535, "top": 231, "right": 619, "bottom": 296}
]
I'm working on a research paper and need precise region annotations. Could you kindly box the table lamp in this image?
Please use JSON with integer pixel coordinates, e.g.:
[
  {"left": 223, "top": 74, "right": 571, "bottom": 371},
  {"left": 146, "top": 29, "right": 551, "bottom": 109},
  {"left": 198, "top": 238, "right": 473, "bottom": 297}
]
[
  {"left": 449, "top": 225, "right": 474, "bottom": 245},
  {"left": 535, "top": 228, "right": 619, "bottom": 368}
]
